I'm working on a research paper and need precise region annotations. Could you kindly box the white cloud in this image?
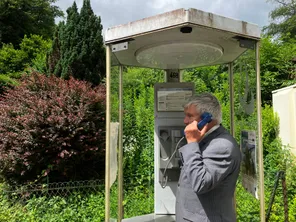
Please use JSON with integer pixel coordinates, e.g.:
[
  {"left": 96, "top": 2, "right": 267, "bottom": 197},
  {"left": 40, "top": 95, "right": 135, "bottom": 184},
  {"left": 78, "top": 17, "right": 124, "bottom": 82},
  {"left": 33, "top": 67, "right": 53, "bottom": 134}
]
[
  {"left": 148, "top": 0, "right": 179, "bottom": 10},
  {"left": 54, "top": 0, "right": 275, "bottom": 32}
]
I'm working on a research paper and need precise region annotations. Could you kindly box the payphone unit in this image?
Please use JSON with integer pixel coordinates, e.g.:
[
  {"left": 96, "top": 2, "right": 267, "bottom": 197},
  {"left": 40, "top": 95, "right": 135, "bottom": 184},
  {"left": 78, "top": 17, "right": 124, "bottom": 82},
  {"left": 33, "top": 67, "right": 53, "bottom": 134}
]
[{"left": 154, "top": 82, "right": 194, "bottom": 214}]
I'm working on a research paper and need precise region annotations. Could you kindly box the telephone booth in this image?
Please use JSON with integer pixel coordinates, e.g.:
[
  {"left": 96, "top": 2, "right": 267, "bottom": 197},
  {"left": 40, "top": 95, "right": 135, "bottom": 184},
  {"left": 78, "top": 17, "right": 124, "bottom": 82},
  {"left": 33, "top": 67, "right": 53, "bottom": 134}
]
[{"left": 104, "top": 8, "right": 265, "bottom": 222}]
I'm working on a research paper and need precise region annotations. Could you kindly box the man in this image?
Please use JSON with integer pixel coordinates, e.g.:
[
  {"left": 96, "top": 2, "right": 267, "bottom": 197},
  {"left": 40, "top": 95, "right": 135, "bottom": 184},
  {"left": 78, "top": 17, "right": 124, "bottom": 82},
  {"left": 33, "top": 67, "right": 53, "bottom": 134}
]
[{"left": 175, "top": 92, "right": 242, "bottom": 222}]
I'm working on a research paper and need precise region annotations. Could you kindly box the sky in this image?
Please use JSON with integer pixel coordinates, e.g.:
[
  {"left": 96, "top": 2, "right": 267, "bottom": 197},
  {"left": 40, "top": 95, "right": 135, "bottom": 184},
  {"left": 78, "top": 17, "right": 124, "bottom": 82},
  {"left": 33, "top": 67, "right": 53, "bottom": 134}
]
[{"left": 54, "top": 0, "right": 276, "bottom": 34}]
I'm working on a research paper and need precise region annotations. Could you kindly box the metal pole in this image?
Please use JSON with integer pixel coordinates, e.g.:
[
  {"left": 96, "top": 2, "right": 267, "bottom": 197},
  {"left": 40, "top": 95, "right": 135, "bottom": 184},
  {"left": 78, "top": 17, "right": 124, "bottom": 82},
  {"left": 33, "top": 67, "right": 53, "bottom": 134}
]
[
  {"left": 105, "top": 45, "right": 111, "bottom": 222},
  {"left": 118, "top": 65, "right": 124, "bottom": 221},
  {"left": 255, "top": 41, "right": 265, "bottom": 222},
  {"left": 229, "top": 62, "right": 235, "bottom": 136},
  {"left": 228, "top": 62, "right": 237, "bottom": 216},
  {"left": 281, "top": 173, "right": 289, "bottom": 222}
]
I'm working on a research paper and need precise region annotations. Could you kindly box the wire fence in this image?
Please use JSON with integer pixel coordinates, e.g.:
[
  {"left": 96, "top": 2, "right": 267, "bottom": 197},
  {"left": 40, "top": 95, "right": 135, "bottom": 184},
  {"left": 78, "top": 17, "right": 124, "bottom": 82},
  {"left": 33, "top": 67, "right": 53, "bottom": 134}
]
[
  {"left": 1, "top": 179, "right": 105, "bottom": 204},
  {"left": 1, "top": 173, "right": 154, "bottom": 201},
  {"left": 0, "top": 178, "right": 154, "bottom": 221},
  {"left": 3, "top": 175, "right": 285, "bottom": 221},
  {"left": 0, "top": 175, "right": 290, "bottom": 222}
]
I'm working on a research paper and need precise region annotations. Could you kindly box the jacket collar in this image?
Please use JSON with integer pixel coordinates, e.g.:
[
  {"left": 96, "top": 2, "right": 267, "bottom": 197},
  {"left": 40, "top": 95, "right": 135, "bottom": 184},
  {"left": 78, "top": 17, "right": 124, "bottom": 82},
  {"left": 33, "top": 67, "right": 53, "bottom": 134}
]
[{"left": 199, "top": 125, "right": 226, "bottom": 147}]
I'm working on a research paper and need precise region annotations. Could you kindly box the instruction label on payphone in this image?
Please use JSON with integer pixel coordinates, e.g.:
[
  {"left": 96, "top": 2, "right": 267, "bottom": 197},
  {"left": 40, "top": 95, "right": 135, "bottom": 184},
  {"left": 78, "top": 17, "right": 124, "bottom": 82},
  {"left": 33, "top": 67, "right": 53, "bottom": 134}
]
[{"left": 157, "top": 88, "right": 192, "bottom": 111}]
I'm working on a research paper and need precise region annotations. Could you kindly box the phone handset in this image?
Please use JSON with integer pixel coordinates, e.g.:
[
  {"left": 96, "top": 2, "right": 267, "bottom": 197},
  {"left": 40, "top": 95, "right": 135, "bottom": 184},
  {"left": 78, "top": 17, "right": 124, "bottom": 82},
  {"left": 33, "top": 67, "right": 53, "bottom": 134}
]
[
  {"left": 197, "top": 112, "right": 213, "bottom": 130},
  {"left": 182, "top": 112, "right": 213, "bottom": 136},
  {"left": 161, "top": 112, "right": 213, "bottom": 189}
]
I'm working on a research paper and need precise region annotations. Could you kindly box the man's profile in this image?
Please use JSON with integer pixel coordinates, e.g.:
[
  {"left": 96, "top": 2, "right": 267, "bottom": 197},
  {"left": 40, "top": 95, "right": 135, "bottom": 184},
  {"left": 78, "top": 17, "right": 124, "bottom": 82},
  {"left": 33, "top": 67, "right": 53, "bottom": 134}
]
[{"left": 175, "top": 92, "right": 242, "bottom": 222}]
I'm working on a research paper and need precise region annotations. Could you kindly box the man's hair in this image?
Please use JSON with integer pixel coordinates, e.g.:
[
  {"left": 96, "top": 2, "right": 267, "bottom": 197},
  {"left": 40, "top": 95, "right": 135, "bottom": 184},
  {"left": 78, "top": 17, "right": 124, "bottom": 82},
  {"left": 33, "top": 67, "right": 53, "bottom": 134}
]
[{"left": 184, "top": 92, "right": 222, "bottom": 124}]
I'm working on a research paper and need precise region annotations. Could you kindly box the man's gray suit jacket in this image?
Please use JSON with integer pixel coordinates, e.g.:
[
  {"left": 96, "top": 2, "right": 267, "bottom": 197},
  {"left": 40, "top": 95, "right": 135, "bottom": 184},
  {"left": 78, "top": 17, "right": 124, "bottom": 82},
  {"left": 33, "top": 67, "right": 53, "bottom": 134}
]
[{"left": 175, "top": 125, "right": 242, "bottom": 222}]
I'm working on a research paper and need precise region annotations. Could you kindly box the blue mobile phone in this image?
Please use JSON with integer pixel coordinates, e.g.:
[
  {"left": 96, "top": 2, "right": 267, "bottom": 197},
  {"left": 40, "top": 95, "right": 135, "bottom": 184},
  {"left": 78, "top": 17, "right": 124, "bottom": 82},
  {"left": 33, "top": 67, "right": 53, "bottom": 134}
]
[{"left": 197, "top": 112, "right": 212, "bottom": 130}]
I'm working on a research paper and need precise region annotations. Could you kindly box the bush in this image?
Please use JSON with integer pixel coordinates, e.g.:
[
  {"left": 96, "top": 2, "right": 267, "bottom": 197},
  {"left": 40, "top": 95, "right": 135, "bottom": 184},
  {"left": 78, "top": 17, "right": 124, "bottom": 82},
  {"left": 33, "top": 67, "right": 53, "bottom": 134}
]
[
  {"left": 234, "top": 104, "right": 296, "bottom": 221},
  {"left": 0, "top": 183, "right": 105, "bottom": 222},
  {"left": 0, "top": 72, "right": 106, "bottom": 185},
  {"left": 0, "top": 35, "right": 51, "bottom": 76},
  {"left": 122, "top": 83, "right": 154, "bottom": 190},
  {"left": 0, "top": 74, "right": 18, "bottom": 95},
  {"left": 110, "top": 68, "right": 163, "bottom": 190}
]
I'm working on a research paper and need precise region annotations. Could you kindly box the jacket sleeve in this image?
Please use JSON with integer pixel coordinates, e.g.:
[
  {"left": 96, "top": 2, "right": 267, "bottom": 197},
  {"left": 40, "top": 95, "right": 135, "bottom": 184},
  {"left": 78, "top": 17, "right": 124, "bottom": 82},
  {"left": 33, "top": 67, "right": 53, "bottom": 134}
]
[{"left": 178, "top": 138, "right": 237, "bottom": 194}]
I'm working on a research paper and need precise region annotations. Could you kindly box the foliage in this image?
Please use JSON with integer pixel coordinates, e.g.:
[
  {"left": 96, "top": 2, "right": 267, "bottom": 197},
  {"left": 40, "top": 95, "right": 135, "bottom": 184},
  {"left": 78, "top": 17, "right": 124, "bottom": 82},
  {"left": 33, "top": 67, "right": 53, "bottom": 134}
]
[
  {"left": 236, "top": 182, "right": 260, "bottom": 221},
  {"left": 0, "top": 1, "right": 295, "bottom": 219},
  {"left": 0, "top": 44, "right": 27, "bottom": 75},
  {"left": 117, "top": 49, "right": 296, "bottom": 220},
  {"left": 47, "top": 0, "right": 105, "bottom": 85},
  {"left": 233, "top": 104, "right": 296, "bottom": 221},
  {"left": 260, "top": 37, "right": 296, "bottom": 103},
  {"left": 183, "top": 65, "right": 229, "bottom": 95},
  {"left": 0, "top": 34, "right": 51, "bottom": 95},
  {"left": 0, "top": 0, "right": 63, "bottom": 47},
  {"left": 109, "top": 67, "right": 163, "bottom": 189},
  {"left": 123, "top": 187, "right": 154, "bottom": 218},
  {"left": 0, "top": 74, "right": 18, "bottom": 95},
  {"left": 0, "top": 183, "right": 153, "bottom": 221},
  {"left": 0, "top": 184, "right": 105, "bottom": 221},
  {"left": 120, "top": 69, "right": 159, "bottom": 190},
  {"left": 229, "top": 37, "right": 296, "bottom": 105},
  {"left": 263, "top": 0, "right": 296, "bottom": 40},
  {"left": 121, "top": 67, "right": 164, "bottom": 88},
  {"left": 0, "top": 72, "right": 106, "bottom": 185},
  {"left": 19, "top": 35, "right": 52, "bottom": 74},
  {"left": 185, "top": 65, "right": 295, "bottom": 220},
  {"left": 0, "top": 35, "right": 51, "bottom": 78}
]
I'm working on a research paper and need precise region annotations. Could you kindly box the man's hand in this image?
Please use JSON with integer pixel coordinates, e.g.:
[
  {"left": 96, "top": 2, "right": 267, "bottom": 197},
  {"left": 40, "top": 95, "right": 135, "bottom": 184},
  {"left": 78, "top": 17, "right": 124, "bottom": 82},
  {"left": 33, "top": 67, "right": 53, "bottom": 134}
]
[{"left": 184, "top": 120, "right": 209, "bottom": 143}]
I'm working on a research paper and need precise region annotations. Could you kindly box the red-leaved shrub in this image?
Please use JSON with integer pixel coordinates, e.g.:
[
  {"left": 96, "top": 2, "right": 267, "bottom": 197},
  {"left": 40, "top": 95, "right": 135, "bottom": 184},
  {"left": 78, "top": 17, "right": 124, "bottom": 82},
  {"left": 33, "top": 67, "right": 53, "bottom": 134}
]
[{"left": 0, "top": 72, "right": 106, "bottom": 185}]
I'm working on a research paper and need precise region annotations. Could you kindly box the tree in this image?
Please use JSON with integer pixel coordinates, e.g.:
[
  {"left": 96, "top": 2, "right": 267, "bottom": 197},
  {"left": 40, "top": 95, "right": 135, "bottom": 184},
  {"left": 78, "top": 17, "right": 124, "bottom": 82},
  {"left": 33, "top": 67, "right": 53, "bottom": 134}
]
[
  {"left": 0, "top": 0, "right": 63, "bottom": 47},
  {"left": 47, "top": 0, "right": 105, "bottom": 85},
  {"left": 263, "top": 0, "right": 296, "bottom": 40},
  {"left": 234, "top": 37, "right": 296, "bottom": 105}
]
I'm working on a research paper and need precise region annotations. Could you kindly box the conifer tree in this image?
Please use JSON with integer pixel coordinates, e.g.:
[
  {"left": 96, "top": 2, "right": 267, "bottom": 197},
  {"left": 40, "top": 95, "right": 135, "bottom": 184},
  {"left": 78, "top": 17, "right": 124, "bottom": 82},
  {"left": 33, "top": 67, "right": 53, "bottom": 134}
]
[{"left": 47, "top": 0, "right": 105, "bottom": 85}]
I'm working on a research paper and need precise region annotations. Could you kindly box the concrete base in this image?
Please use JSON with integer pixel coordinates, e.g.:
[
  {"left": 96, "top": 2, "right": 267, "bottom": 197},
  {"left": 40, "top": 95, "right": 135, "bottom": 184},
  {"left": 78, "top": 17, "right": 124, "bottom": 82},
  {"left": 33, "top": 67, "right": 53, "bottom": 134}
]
[{"left": 121, "top": 214, "right": 175, "bottom": 222}]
